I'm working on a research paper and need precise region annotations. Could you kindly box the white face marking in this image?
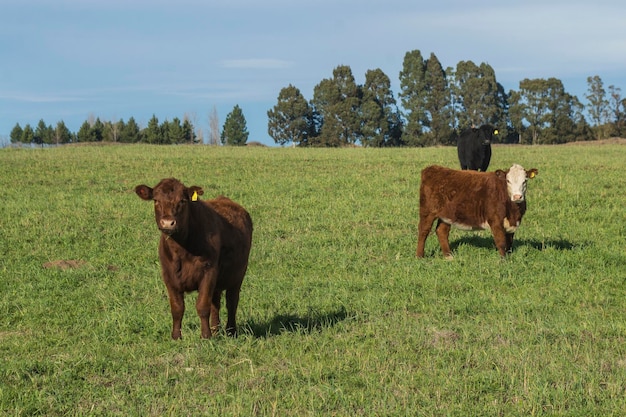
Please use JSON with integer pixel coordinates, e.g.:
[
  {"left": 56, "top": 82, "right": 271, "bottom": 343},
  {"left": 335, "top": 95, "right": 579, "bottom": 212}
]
[{"left": 506, "top": 164, "right": 528, "bottom": 202}]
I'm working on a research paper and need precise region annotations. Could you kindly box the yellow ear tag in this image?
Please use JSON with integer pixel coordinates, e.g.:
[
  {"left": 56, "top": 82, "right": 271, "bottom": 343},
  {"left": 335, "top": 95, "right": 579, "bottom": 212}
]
[
  {"left": 191, "top": 191, "right": 198, "bottom": 202},
  {"left": 529, "top": 172, "right": 536, "bottom": 179},
  {"left": 493, "top": 129, "right": 499, "bottom": 135}
]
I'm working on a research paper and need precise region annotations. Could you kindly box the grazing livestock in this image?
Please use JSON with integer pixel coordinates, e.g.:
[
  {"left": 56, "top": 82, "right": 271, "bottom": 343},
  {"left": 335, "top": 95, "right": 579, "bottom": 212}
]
[
  {"left": 135, "top": 178, "right": 253, "bottom": 339},
  {"left": 416, "top": 164, "right": 537, "bottom": 259},
  {"left": 457, "top": 124, "right": 499, "bottom": 171}
]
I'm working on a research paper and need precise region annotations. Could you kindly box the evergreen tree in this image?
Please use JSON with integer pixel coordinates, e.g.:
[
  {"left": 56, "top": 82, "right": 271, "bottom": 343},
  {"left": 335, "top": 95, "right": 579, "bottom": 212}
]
[
  {"left": 423, "top": 53, "right": 452, "bottom": 146},
  {"left": 181, "top": 118, "right": 196, "bottom": 144},
  {"left": 122, "top": 117, "right": 141, "bottom": 143},
  {"left": 399, "top": 50, "right": 428, "bottom": 145},
  {"left": 34, "top": 119, "right": 53, "bottom": 145},
  {"left": 53, "top": 120, "right": 72, "bottom": 144},
  {"left": 143, "top": 115, "right": 162, "bottom": 144},
  {"left": 76, "top": 121, "right": 92, "bottom": 142},
  {"left": 311, "top": 65, "right": 362, "bottom": 146},
  {"left": 167, "top": 117, "right": 185, "bottom": 144},
  {"left": 453, "top": 61, "right": 502, "bottom": 129},
  {"left": 21, "top": 124, "right": 34, "bottom": 144},
  {"left": 221, "top": 105, "right": 249, "bottom": 146},
  {"left": 10, "top": 123, "right": 23, "bottom": 143},
  {"left": 91, "top": 118, "right": 105, "bottom": 142},
  {"left": 267, "top": 84, "right": 314, "bottom": 146},
  {"left": 361, "top": 68, "right": 403, "bottom": 147}
]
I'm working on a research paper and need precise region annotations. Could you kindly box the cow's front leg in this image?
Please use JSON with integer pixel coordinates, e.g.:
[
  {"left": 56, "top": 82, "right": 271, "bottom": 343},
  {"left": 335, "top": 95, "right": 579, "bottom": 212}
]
[
  {"left": 491, "top": 225, "right": 508, "bottom": 258},
  {"left": 166, "top": 288, "right": 185, "bottom": 340},
  {"left": 505, "top": 233, "right": 515, "bottom": 253},
  {"left": 197, "top": 271, "right": 217, "bottom": 339}
]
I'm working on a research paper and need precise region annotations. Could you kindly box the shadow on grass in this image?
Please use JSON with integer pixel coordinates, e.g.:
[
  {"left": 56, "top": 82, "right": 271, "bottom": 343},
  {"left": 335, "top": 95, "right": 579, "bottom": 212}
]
[
  {"left": 450, "top": 235, "right": 577, "bottom": 252},
  {"left": 242, "top": 306, "right": 351, "bottom": 339}
]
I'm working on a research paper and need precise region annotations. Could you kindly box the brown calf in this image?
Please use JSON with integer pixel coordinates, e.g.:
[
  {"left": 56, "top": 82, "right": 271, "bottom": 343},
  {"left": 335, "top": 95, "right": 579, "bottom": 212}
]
[
  {"left": 135, "top": 178, "right": 253, "bottom": 339},
  {"left": 416, "top": 164, "right": 537, "bottom": 259}
]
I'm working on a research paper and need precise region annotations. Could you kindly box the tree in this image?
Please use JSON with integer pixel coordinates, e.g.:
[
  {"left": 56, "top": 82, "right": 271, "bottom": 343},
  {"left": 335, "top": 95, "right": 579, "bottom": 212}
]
[
  {"left": 91, "top": 118, "right": 105, "bottom": 142},
  {"left": 311, "top": 65, "right": 362, "bottom": 146},
  {"left": 399, "top": 50, "right": 428, "bottom": 145},
  {"left": 267, "top": 84, "right": 314, "bottom": 146},
  {"left": 10, "top": 123, "right": 23, "bottom": 143},
  {"left": 33, "top": 119, "right": 53, "bottom": 145},
  {"left": 76, "top": 121, "right": 92, "bottom": 142},
  {"left": 422, "top": 53, "right": 452, "bottom": 146},
  {"left": 509, "top": 78, "right": 587, "bottom": 144},
  {"left": 360, "top": 68, "right": 403, "bottom": 147},
  {"left": 585, "top": 75, "right": 609, "bottom": 139},
  {"left": 143, "top": 115, "right": 162, "bottom": 144},
  {"left": 607, "top": 85, "right": 626, "bottom": 137},
  {"left": 104, "top": 119, "right": 124, "bottom": 142},
  {"left": 53, "top": 120, "right": 73, "bottom": 144},
  {"left": 453, "top": 61, "right": 502, "bottom": 130},
  {"left": 122, "top": 117, "right": 141, "bottom": 143},
  {"left": 221, "top": 105, "right": 249, "bottom": 146},
  {"left": 182, "top": 117, "right": 197, "bottom": 144},
  {"left": 165, "top": 117, "right": 185, "bottom": 144},
  {"left": 21, "top": 124, "right": 34, "bottom": 144},
  {"left": 208, "top": 106, "right": 220, "bottom": 145}
]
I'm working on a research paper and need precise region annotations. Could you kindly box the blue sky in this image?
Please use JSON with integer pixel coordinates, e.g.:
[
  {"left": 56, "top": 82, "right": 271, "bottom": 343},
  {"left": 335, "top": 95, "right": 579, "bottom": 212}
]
[{"left": 2, "top": 0, "right": 626, "bottom": 145}]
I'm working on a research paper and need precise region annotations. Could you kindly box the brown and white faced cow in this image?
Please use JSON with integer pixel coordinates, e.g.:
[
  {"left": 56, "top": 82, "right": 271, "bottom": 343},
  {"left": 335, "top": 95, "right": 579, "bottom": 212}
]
[
  {"left": 416, "top": 164, "right": 538, "bottom": 259},
  {"left": 135, "top": 178, "right": 253, "bottom": 339}
]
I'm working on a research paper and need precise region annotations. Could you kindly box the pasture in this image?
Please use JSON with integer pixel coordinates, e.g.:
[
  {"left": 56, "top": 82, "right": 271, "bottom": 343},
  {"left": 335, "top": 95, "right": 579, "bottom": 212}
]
[{"left": 0, "top": 143, "right": 625, "bottom": 416}]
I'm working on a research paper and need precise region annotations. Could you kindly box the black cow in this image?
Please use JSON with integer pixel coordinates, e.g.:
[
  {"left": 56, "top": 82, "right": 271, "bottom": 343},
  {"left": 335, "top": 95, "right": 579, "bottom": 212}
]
[{"left": 457, "top": 124, "right": 498, "bottom": 171}]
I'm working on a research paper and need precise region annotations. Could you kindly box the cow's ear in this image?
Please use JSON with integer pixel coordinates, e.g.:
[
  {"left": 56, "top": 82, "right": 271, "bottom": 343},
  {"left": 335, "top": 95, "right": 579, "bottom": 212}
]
[
  {"left": 495, "top": 169, "right": 506, "bottom": 178},
  {"left": 135, "top": 185, "right": 153, "bottom": 201},
  {"left": 188, "top": 186, "right": 204, "bottom": 202},
  {"left": 527, "top": 168, "right": 538, "bottom": 179}
]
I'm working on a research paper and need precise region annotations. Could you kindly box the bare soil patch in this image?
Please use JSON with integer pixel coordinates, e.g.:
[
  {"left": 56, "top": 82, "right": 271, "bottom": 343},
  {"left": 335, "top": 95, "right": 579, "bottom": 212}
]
[{"left": 43, "top": 259, "right": 88, "bottom": 270}]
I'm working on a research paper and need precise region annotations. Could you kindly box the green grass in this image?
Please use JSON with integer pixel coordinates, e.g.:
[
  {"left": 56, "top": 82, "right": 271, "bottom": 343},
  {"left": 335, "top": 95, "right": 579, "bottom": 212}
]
[{"left": 1, "top": 143, "right": 625, "bottom": 416}]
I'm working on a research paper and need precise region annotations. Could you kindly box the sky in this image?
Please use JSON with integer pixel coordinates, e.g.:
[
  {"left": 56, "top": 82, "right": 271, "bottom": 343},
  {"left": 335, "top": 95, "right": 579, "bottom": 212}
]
[{"left": 2, "top": 0, "right": 626, "bottom": 146}]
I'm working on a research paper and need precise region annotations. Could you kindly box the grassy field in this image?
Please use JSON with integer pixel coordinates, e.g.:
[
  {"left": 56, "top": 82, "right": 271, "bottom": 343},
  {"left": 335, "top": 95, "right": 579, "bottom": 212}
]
[{"left": 0, "top": 143, "right": 625, "bottom": 416}]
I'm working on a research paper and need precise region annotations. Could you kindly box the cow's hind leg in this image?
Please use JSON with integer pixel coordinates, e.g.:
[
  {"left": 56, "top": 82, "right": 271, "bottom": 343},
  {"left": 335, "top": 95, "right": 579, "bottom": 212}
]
[
  {"left": 209, "top": 290, "right": 222, "bottom": 336},
  {"left": 197, "top": 276, "right": 218, "bottom": 339},
  {"left": 224, "top": 286, "right": 241, "bottom": 337},
  {"left": 416, "top": 214, "right": 437, "bottom": 258},
  {"left": 435, "top": 220, "right": 453, "bottom": 259}
]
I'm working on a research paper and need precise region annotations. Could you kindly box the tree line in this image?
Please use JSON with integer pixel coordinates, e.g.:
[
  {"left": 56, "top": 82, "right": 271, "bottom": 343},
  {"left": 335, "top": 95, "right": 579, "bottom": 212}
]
[
  {"left": 267, "top": 50, "right": 626, "bottom": 146},
  {"left": 9, "top": 105, "right": 249, "bottom": 146},
  {"left": 9, "top": 49, "right": 626, "bottom": 147}
]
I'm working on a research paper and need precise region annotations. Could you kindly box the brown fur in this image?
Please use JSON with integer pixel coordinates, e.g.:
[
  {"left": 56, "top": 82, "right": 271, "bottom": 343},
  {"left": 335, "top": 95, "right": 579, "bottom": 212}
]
[
  {"left": 416, "top": 165, "right": 530, "bottom": 259},
  {"left": 135, "top": 178, "right": 252, "bottom": 339}
]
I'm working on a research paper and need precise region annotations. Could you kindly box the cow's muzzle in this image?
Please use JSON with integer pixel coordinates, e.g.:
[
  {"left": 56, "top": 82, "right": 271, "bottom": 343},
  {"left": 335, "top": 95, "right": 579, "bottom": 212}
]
[{"left": 159, "top": 218, "right": 177, "bottom": 234}]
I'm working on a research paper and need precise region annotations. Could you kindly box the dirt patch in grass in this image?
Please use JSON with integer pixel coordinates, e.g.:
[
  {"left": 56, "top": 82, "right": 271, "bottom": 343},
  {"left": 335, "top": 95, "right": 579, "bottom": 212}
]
[{"left": 43, "top": 260, "right": 88, "bottom": 270}]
